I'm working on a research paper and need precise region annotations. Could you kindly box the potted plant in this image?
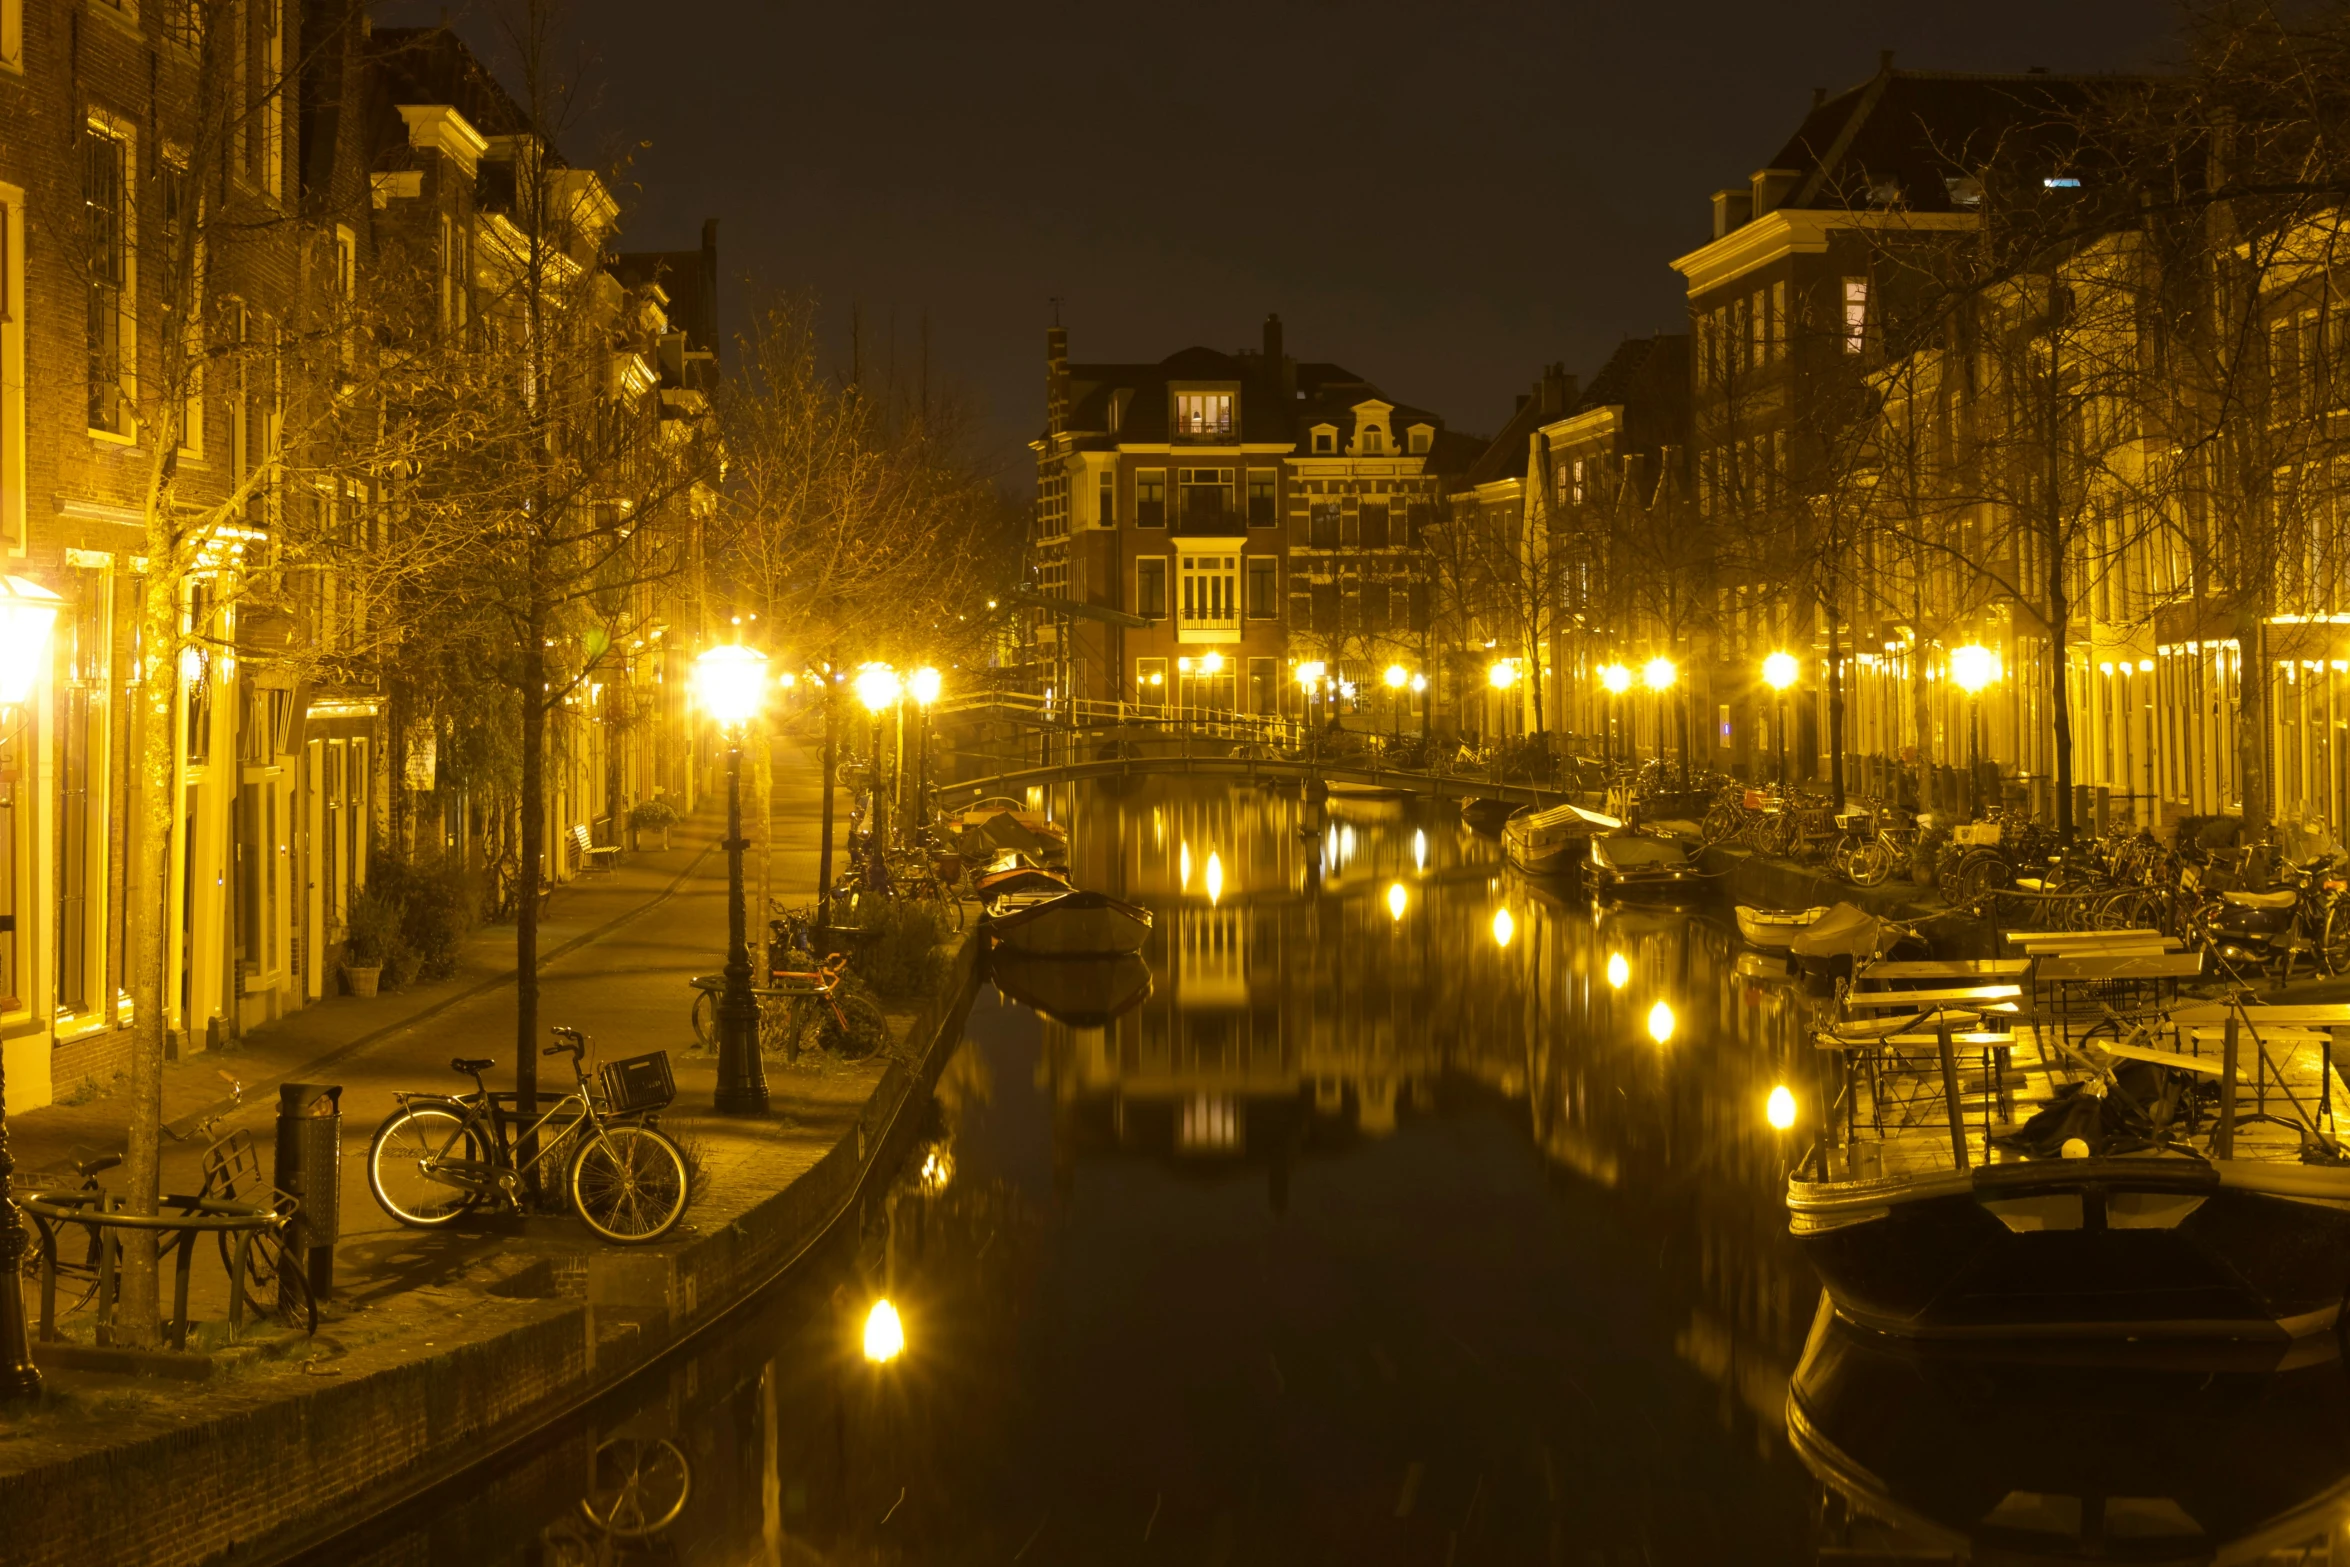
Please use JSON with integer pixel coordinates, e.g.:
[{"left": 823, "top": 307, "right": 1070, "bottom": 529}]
[
  {"left": 343, "top": 886, "right": 402, "bottom": 998},
  {"left": 630, "top": 796, "right": 681, "bottom": 852}
]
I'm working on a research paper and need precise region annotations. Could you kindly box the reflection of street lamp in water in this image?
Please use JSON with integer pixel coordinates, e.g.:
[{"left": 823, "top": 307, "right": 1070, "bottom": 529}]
[{"left": 1491, "top": 907, "right": 1515, "bottom": 949}]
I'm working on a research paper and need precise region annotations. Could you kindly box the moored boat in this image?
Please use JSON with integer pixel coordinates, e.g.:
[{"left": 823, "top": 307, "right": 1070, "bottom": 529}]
[
  {"left": 1734, "top": 903, "right": 1830, "bottom": 951},
  {"left": 1787, "top": 901, "right": 1916, "bottom": 981},
  {"left": 1459, "top": 797, "right": 1515, "bottom": 836},
  {"left": 953, "top": 796, "right": 1070, "bottom": 866},
  {"left": 1586, "top": 832, "right": 1710, "bottom": 901},
  {"left": 1791, "top": 986, "right": 2350, "bottom": 1344},
  {"left": 973, "top": 850, "right": 1073, "bottom": 903},
  {"left": 987, "top": 888, "right": 1154, "bottom": 957},
  {"left": 1503, "top": 802, "right": 1620, "bottom": 875}
]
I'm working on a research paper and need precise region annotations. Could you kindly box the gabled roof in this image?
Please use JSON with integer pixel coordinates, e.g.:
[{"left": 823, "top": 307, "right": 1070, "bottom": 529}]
[
  {"left": 1765, "top": 67, "right": 2105, "bottom": 214},
  {"left": 1056, "top": 340, "right": 1465, "bottom": 455},
  {"left": 367, "top": 27, "right": 546, "bottom": 152},
  {"left": 1463, "top": 391, "right": 1553, "bottom": 489}
]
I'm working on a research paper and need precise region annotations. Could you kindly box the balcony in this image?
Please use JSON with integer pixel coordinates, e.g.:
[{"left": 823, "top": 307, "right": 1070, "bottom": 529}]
[{"left": 1177, "top": 610, "right": 1241, "bottom": 644}]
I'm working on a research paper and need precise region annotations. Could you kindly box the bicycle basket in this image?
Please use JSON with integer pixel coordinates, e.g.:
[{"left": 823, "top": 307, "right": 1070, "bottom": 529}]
[
  {"left": 1835, "top": 809, "right": 1874, "bottom": 831},
  {"left": 1953, "top": 822, "right": 2003, "bottom": 847},
  {"left": 598, "top": 1051, "right": 676, "bottom": 1116}
]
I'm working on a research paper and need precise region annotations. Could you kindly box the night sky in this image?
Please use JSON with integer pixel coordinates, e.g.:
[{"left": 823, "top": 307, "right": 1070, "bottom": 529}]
[{"left": 406, "top": 1, "right": 2179, "bottom": 473}]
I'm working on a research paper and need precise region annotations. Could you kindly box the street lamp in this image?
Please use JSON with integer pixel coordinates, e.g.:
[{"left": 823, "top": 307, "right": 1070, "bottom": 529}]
[
  {"left": 697, "top": 644, "right": 770, "bottom": 1115},
  {"left": 1384, "top": 663, "right": 1409, "bottom": 741},
  {"left": 1599, "top": 662, "right": 1631, "bottom": 762},
  {"left": 1296, "top": 660, "right": 1325, "bottom": 747},
  {"left": 1642, "top": 657, "right": 1678, "bottom": 782},
  {"left": 0, "top": 575, "right": 58, "bottom": 1400},
  {"left": 1763, "top": 651, "right": 1799, "bottom": 789},
  {"left": 1951, "top": 643, "right": 2000, "bottom": 817}
]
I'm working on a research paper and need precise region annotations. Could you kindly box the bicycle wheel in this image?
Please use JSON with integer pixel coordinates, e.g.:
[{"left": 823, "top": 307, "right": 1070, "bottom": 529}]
[
  {"left": 818, "top": 992, "right": 889, "bottom": 1059},
  {"left": 1700, "top": 805, "right": 1739, "bottom": 847},
  {"left": 570, "top": 1125, "right": 690, "bottom": 1244},
  {"left": 1848, "top": 842, "right": 1894, "bottom": 888},
  {"left": 230, "top": 1228, "right": 318, "bottom": 1334},
  {"left": 579, "top": 1436, "right": 693, "bottom": 1538},
  {"left": 2324, "top": 898, "right": 2350, "bottom": 975},
  {"left": 690, "top": 987, "right": 716, "bottom": 1048},
  {"left": 367, "top": 1104, "right": 488, "bottom": 1228}
]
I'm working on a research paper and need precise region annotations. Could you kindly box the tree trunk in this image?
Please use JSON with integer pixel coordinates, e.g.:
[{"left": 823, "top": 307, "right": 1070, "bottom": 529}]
[
  {"left": 516, "top": 623, "right": 545, "bottom": 1180},
  {"left": 815, "top": 679, "right": 840, "bottom": 939},
  {"left": 2236, "top": 607, "right": 2270, "bottom": 833},
  {"left": 1826, "top": 590, "right": 1847, "bottom": 810},
  {"left": 2048, "top": 523, "right": 2076, "bottom": 841},
  {"left": 117, "top": 570, "right": 181, "bottom": 1345}
]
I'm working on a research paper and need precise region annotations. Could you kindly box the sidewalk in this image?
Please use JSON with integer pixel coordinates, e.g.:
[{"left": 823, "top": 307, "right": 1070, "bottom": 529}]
[{"left": 0, "top": 738, "right": 982, "bottom": 1567}]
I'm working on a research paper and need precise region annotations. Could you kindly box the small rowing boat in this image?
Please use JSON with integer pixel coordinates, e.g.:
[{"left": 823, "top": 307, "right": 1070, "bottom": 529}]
[
  {"left": 988, "top": 888, "right": 1154, "bottom": 957},
  {"left": 989, "top": 952, "right": 1154, "bottom": 1027},
  {"left": 973, "top": 850, "right": 1073, "bottom": 903},
  {"left": 1735, "top": 904, "right": 1831, "bottom": 952},
  {"left": 1504, "top": 802, "right": 1621, "bottom": 876}
]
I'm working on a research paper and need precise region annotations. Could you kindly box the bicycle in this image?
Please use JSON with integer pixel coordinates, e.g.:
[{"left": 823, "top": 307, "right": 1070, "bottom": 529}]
[
  {"left": 367, "top": 1027, "right": 691, "bottom": 1244},
  {"left": 15, "top": 1146, "right": 121, "bottom": 1318}
]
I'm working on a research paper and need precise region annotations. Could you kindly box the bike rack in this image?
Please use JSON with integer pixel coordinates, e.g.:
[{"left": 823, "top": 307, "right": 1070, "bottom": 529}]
[{"left": 19, "top": 1189, "right": 292, "bottom": 1349}]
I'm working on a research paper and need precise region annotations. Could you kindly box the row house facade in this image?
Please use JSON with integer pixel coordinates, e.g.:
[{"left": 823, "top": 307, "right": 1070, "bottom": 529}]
[
  {"left": 1030, "top": 316, "right": 1476, "bottom": 725},
  {"left": 0, "top": 8, "right": 711, "bottom": 1113}
]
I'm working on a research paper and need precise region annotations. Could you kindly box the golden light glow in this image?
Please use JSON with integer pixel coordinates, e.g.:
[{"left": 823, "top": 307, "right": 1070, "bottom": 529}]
[
  {"left": 1605, "top": 952, "right": 1629, "bottom": 990},
  {"left": 1200, "top": 651, "right": 1224, "bottom": 675},
  {"left": 777, "top": 670, "right": 798, "bottom": 690},
  {"left": 1178, "top": 656, "right": 1194, "bottom": 673},
  {"left": 1384, "top": 664, "right": 1409, "bottom": 690},
  {"left": 1951, "top": 643, "right": 2000, "bottom": 694},
  {"left": 1766, "top": 1085, "right": 1797, "bottom": 1131},
  {"left": 1413, "top": 828, "right": 1427, "bottom": 871},
  {"left": 1647, "top": 1000, "right": 1676, "bottom": 1043},
  {"left": 863, "top": 1299, "right": 904, "bottom": 1363},
  {"left": 1599, "top": 663, "right": 1632, "bottom": 695},
  {"left": 1180, "top": 841, "right": 1192, "bottom": 890},
  {"left": 1296, "top": 660, "right": 1326, "bottom": 690},
  {"left": 0, "top": 577, "right": 61, "bottom": 710},
  {"left": 694, "top": 644, "right": 769, "bottom": 727},
  {"left": 908, "top": 666, "right": 942, "bottom": 706},
  {"left": 1642, "top": 657, "right": 1677, "bottom": 692},
  {"left": 1491, "top": 907, "right": 1515, "bottom": 949},
  {"left": 853, "top": 664, "right": 901, "bottom": 713},
  {"left": 1487, "top": 660, "right": 1519, "bottom": 690},
  {"left": 1387, "top": 882, "right": 1407, "bottom": 921},
  {"left": 1204, "top": 853, "right": 1224, "bottom": 905},
  {"left": 1762, "top": 651, "right": 1799, "bottom": 691},
  {"left": 919, "top": 1147, "right": 954, "bottom": 1191}
]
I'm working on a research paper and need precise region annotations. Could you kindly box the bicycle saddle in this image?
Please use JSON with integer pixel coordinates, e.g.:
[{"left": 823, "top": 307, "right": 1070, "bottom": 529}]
[
  {"left": 2221, "top": 889, "right": 2298, "bottom": 910},
  {"left": 451, "top": 1056, "right": 496, "bottom": 1075}
]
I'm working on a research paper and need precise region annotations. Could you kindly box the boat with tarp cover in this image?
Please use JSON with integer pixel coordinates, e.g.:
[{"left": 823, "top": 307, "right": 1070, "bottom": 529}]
[{"left": 1502, "top": 802, "right": 1620, "bottom": 876}]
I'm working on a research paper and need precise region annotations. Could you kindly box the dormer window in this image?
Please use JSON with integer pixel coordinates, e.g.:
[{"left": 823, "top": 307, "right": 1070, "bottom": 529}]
[
  {"left": 1407, "top": 425, "right": 1431, "bottom": 455},
  {"left": 1174, "top": 391, "right": 1233, "bottom": 438},
  {"left": 1312, "top": 425, "right": 1336, "bottom": 454},
  {"left": 1361, "top": 425, "right": 1385, "bottom": 454}
]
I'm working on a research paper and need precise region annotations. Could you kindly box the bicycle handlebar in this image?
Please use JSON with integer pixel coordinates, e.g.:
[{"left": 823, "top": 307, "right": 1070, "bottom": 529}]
[{"left": 543, "top": 1027, "right": 587, "bottom": 1058}]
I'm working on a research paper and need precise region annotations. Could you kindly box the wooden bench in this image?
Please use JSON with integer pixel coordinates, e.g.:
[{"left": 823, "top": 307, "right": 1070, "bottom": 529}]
[
  {"left": 2005, "top": 929, "right": 2180, "bottom": 953},
  {"left": 569, "top": 823, "right": 620, "bottom": 877},
  {"left": 2035, "top": 952, "right": 2205, "bottom": 983},
  {"left": 1859, "top": 959, "right": 2034, "bottom": 981}
]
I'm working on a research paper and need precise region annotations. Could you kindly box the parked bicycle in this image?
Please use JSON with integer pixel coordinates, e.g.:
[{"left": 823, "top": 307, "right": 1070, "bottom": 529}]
[{"left": 367, "top": 1027, "right": 690, "bottom": 1244}]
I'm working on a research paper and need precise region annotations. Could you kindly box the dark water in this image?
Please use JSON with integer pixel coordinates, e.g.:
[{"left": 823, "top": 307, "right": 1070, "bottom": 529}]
[{"left": 322, "top": 780, "right": 2350, "bottom": 1566}]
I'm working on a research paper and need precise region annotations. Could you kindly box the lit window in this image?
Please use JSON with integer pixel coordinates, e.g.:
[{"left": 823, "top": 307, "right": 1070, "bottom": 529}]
[
  {"left": 1175, "top": 392, "right": 1232, "bottom": 438},
  {"left": 2043, "top": 176, "right": 2081, "bottom": 190},
  {"left": 1842, "top": 277, "right": 1869, "bottom": 355}
]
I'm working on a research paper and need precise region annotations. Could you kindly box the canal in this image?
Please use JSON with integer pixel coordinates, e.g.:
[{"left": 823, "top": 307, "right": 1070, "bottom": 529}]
[{"left": 310, "top": 778, "right": 2350, "bottom": 1565}]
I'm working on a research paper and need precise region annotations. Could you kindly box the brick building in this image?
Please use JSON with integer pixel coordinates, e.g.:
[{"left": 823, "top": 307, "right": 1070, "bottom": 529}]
[{"left": 1031, "top": 316, "right": 1475, "bottom": 723}]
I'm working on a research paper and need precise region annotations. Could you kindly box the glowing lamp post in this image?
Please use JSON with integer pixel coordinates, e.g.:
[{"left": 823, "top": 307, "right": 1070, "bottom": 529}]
[
  {"left": 1599, "top": 662, "right": 1631, "bottom": 761},
  {"left": 0, "top": 576, "right": 57, "bottom": 1400},
  {"left": 1296, "top": 661, "right": 1326, "bottom": 753},
  {"left": 697, "top": 644, "right": 770, "bottom": 1115},
  {"left": 1950, "top": 643, "right": 2000, "bottom": 817},
  {"left": 1488, "top": 659, "right": 1519, "bottom": 747},
  {"left": 1384, "top": 663, "right": 1409, "bottom": 741},
  {"left": 1642, "top": 657, "right": 1679, "bottom": 784},
  {"left": 908, "top": 667, "right": 941, "bottom": 832},
  {"left": 1762, "top": 651, "right": 1799, "bottom": 789}
]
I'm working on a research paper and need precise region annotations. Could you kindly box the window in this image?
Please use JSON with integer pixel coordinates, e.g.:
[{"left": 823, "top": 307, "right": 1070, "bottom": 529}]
[
  {"left": 1363, "top": 582, "right": 1390, "bottom": 634},
  {"left": 1308, "top": 502, "right": 1339, "bottom": 548},
  {"left": 1174, "top": 391, "right": 1233, "bottom": 438},
  {"left": 1341, "top": 502, "right": 1359, "bottom": 548},
  {"left": 1136, "top": 556, "right": 1167, "bottom": 619},
  {"left": 1313, "top": 427, "right": 1335, "bottom": 454},
  {"left": 0, "top": 0, "right": 20, "bottom": 72},
  {"left": 1178, "top": 468, "right": 1232, "bottom": 527},
  {"left": 1360, "top": 501, "right": 1390, "bottom": 550},
  {"left": 1406, "top": 502, "right": 1431, "bottom": 543},
  {"left": 1136, "top": 468, "right": 1165, "bottom": 528},
  {"left": 1248, "top": 657, "right": 1277, "bottom": 714},
  {"left": 1247, "top": 470, "right": 1275, "bottom": 527},
  {"left": 1136, "top": 657, "right": 1167, "bottom": 703},
  {"left": 1771, "top": 280, "right": 1787, "bottom": 358},
  {"left": 1310, "top": 580, "right": 1339, "bottom": 635},
  {"left": 242, "top": 0, "right": 284, "bottom": 195},
  {"left": 1408, "top": 425, "right": 1430, "bottom": 454},
  {"left": 1179, "top": 554, "right": 1238, "bottom": 630},
  {"left": 1361, "top": 424, "right": 1384, "bottom": 454},
  {"left": 1246, "top": 557, "right": 1278, "bottom": 618},
  {"left": 1572, "top": 459, "right": 1586, "bottom": 505},
  {"left": 55, "top": 565, "right": 107, "bottom": 1017},
  {"left": 333, "top": 223, "right": 357, "bottom": 369},
  {"left": 1098, "top": 468, "right": 1116, "bottom": 526},
  {"left": 85, "top": 128, "right": 131, "bottom": 434},
  {"left": 1842, "top": 277, "right": 1869, "bottom": 355},
  {"left": 0, "top": 184, "right": 22, "bottom": 547}
]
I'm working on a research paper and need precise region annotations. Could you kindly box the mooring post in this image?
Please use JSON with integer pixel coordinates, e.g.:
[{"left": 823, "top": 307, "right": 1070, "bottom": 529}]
[
  {"left": 2218, "top": 1013, "right": 2239, "bottom": 1160},
  {"left": 1937, "top": 1018, "right": 1968, "bottom": 1171}
]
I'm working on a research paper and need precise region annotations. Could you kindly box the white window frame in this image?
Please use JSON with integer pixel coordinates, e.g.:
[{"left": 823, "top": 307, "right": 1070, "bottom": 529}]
[
  {"left": 85, "top": 117, "right": 138, "bottom": 444},
  {"left": 0, "top": 0, "right": 21, "bottom": 73},
  {"left": 1843, "top": 277, "right": 1869, "bottom": 355},
  {"left": 0, "top": 182, "right": 22, "bottom": 552}
]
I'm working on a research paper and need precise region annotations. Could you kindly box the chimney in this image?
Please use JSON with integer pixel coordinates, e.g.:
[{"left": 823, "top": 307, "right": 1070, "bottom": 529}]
[
  {"left": 1751, "top": 168, "right": 1801, "bottom": 219},
  {"left": 1047, "top": 325, "right": 1069, "bottom": 439},
  {"left": 1712, "top": 188, "right": 1752, "bottom": 239},
  {"left": 1539, "top": 363, "right": 1575, "bottom": 416}
]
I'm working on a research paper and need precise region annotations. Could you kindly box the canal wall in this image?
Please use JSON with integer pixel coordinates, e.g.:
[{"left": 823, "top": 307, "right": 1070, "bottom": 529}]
[{"left": 0, "top": 930, "right": 984, "bottom": 1567}]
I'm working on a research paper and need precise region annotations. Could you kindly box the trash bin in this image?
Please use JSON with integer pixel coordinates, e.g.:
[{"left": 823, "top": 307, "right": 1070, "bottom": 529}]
[{"left": 273, "top": 1082, "right": 343, "bottom": 1309}]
